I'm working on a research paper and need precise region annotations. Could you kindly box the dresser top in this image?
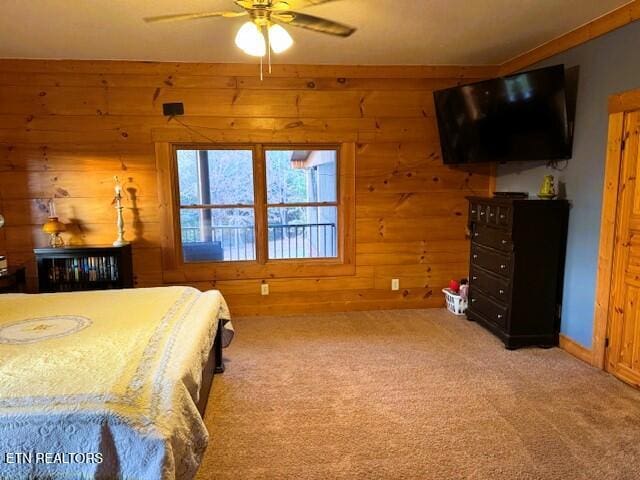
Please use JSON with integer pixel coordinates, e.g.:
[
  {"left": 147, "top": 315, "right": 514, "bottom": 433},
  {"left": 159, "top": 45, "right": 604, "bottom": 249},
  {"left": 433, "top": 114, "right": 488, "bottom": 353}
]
[
  {"left": 34, "top": 244, "right": 132, "bottom": 255},
  {"left": 466, "top": 196, "right": 569, "bottom": 206}
]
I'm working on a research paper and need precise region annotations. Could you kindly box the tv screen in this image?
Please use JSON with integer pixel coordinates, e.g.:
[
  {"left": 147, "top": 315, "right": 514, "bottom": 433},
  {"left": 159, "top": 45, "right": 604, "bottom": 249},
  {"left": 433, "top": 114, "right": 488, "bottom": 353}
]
[{"left": 433, "top": 65, "right": 573, "bottom": 165}]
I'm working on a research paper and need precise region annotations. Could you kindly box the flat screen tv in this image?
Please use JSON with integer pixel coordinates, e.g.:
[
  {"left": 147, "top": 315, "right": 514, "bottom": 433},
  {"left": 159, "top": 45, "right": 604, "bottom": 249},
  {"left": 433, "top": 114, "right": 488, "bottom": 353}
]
[{"left": 433, "top": 65, "right": 573, "bottom": 165}]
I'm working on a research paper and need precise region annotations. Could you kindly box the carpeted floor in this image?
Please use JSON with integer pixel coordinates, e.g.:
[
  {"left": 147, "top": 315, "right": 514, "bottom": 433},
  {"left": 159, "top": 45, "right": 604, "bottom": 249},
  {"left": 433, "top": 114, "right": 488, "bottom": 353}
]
[{"left": 196, "top": 309, "right": 640, "bottom": 479}]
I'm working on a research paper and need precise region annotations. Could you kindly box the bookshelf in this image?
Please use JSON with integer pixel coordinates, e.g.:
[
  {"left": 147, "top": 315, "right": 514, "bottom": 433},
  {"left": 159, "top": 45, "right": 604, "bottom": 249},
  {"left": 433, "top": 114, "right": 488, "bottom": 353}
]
[{"left": 34, "top": 245, "right": 133, "bottom": 293}]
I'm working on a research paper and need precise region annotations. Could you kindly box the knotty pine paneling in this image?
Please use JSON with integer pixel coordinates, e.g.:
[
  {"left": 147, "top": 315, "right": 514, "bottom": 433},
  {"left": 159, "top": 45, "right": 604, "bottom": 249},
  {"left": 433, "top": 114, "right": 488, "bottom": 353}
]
[{"left": 0, "top": 60, "right": 495, "bottom": 316}]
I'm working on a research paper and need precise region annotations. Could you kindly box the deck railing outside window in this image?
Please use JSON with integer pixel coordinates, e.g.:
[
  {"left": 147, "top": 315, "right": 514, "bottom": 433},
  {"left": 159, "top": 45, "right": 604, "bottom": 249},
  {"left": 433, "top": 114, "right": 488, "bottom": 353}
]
[{"left": 181, "top": 223, "right": 337, "bottom": 261}]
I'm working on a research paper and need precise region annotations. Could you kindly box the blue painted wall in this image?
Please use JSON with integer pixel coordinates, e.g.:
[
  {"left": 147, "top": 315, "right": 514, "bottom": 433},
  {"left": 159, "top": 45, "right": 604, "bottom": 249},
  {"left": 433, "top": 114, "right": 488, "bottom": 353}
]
[{"left": 495, "top": 21, "right": 640, "bottom": 349}]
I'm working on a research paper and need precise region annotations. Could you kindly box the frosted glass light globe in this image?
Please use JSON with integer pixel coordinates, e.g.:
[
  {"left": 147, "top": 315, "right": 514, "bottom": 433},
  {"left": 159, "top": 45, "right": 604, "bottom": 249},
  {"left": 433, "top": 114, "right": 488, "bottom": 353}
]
[
  {"left": 269, "top": 24, "right": 293, "bottom": 53},
  {"left": 235, "top": 22, "right": 266, "bottom": 57}
]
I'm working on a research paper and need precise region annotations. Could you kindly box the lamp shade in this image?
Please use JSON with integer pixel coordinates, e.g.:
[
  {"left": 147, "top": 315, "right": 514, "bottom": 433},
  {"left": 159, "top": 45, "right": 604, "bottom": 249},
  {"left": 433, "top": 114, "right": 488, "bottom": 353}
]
[
  {"left": 42, "top": 216, "right": 66, "bottom": 234},
  {"left": 235, "top": 22, "right": 266, "bottom": 57},
  {"left": 269, "top": 24, "right": 293, "bottom": 53}
]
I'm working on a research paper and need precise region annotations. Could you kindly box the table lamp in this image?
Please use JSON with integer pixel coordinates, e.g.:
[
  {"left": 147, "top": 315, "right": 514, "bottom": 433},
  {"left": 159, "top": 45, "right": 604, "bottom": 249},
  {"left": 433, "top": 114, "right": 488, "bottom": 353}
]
[
  {"left": 42, "top": 199, "right": 66, "bottom": 248},
  {"left": 42, "top": 216, "right": 66, "bottom": 248}
]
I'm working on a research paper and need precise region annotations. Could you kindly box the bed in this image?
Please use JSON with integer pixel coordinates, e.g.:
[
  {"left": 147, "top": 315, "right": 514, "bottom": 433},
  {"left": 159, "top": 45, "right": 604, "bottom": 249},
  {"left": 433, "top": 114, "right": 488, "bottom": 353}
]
[{"left": 0, "top": 286, "right": 232, "bottom": 480}]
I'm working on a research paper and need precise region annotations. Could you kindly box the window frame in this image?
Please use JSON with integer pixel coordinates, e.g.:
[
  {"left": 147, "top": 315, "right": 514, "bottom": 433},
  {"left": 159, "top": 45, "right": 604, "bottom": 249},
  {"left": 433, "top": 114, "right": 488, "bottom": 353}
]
[{"left": 156, "top": 142, "right": 356, "bottom": 281}]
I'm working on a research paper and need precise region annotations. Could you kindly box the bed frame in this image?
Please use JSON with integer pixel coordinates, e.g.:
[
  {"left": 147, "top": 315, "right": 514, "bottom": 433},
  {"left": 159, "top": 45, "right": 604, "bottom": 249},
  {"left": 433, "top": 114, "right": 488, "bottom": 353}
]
[{"left": 196, "top": 319, "right": 225, "bottom": 417}]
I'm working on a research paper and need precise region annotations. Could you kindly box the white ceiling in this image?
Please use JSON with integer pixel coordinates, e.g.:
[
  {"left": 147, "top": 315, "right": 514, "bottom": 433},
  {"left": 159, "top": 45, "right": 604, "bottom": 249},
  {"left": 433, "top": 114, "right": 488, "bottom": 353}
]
[{"left": 0, "top": 0, "right": 631, "bottom": 65}]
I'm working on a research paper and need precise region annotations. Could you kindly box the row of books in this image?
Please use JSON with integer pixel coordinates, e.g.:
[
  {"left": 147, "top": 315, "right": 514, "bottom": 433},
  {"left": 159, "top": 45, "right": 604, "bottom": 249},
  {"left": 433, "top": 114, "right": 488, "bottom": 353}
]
[{"left": 46, "top": 256, "right": 120, "bottom": 284}]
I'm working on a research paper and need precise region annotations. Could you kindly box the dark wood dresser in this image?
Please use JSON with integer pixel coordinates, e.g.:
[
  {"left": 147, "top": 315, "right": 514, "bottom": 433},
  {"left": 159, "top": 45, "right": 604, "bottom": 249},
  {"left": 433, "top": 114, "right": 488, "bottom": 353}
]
[{"left": 465, "top": 196, "right": 569, "bottom": 349}]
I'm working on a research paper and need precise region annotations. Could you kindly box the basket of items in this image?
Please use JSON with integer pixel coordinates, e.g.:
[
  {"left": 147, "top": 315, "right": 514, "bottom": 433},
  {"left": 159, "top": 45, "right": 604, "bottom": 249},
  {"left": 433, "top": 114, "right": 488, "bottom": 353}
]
[{"left": 442, "top": 278, "right": 468, "bottom": 316}]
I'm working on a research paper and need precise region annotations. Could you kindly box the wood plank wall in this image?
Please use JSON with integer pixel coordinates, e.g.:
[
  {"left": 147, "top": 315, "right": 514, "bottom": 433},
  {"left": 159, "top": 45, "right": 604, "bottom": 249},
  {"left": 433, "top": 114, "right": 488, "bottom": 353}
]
[{"left": 0, "top": 60, "right": 497, "bottom": 316}]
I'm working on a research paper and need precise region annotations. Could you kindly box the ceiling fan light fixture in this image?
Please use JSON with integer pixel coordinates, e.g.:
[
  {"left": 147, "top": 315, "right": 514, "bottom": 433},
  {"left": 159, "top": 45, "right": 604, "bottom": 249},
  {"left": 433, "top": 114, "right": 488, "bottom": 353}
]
[
  {"left": 235, "top": 21, "right": 266, "bottom": 57},
  {"left": 268, "top": 24, "right": 293, "bottom": 53}
]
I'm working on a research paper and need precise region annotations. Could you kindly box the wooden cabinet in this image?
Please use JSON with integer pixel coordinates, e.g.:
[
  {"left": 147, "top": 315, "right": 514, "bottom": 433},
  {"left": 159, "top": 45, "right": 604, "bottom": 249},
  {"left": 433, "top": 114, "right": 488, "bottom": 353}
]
[
  {"left": 466, "top": 197, "right": 569, "bottom": 349},
  {"left": 34, "top": 245, "right": 133, "bottom": 293}
]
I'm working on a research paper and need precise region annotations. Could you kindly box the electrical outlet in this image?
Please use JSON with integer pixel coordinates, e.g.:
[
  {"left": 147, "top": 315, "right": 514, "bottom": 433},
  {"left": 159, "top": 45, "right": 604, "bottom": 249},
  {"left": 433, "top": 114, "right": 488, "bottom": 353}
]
[
  {"left": 261, "top": 283, "right": 269, "bottom": 296},
  {"left": 391, "top": 278, "right": 400, "bottom": 291}
]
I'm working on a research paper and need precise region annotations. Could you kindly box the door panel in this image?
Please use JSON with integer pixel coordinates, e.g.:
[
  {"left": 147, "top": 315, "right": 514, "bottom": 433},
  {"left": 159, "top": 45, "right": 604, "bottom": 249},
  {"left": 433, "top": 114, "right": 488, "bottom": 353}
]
[
  {"left": 618, "top": 286, "right": 638, "bottom": 368},
  {"left": 607, "top": 110, "right": 640, "bottom": 387}
]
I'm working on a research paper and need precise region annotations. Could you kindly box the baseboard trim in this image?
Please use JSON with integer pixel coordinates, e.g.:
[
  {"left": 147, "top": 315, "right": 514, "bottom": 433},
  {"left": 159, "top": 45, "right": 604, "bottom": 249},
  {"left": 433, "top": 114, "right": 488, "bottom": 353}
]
[{"left": 559, "top": 334, "right": 593, "bottom": 365}]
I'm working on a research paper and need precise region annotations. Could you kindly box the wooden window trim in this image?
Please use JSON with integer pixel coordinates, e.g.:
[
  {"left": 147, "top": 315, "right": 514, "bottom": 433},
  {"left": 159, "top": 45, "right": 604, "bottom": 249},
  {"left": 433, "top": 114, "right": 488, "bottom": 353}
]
[{"left": 156, "top": 142, "right": 356, "bottom": 282}]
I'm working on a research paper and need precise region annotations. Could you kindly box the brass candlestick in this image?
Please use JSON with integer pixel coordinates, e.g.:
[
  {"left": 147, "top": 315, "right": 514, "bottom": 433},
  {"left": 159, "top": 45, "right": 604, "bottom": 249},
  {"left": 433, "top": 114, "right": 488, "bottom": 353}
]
[{"left": 113, "top": 176, "right": 129, "bottom": 247}]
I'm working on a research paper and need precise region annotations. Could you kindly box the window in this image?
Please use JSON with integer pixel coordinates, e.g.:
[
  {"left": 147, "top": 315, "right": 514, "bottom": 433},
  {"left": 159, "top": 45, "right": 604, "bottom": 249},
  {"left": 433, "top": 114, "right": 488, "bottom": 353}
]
[
  {"left": 164, "top": 144, "right": 354, "bottom": 279},
  {"left": 266, "top": 149, "right": 338, "bottom": 260},
  {"left": 177, "top": 149, "right": 256, "bottom": 262}
]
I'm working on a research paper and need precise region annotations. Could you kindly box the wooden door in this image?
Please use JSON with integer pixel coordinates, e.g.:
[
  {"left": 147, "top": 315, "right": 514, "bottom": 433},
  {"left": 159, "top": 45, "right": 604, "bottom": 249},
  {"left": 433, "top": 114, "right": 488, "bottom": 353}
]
[{"left": 606, "top": 110, "right": 640, "bottom": 387}]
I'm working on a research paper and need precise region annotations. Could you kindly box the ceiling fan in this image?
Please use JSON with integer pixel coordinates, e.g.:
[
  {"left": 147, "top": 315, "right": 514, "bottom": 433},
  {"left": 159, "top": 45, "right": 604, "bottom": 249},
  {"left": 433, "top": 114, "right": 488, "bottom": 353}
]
[{"left": 144, "top": 0, "right": 357, "bottom": 62}]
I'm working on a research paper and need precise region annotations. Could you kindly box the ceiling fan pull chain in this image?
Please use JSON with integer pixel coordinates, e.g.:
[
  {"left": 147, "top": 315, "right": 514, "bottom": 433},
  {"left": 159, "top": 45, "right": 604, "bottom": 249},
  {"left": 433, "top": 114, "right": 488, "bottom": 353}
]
[{"left": 267, "top": 26, "right": 272, "bottom": 74}]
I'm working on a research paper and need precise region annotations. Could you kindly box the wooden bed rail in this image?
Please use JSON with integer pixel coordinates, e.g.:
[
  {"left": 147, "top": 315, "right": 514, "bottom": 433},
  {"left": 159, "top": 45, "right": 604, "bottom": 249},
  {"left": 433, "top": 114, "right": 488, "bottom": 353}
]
[{"left": 196, "top": 319, "right": 225, "bottom": 417}]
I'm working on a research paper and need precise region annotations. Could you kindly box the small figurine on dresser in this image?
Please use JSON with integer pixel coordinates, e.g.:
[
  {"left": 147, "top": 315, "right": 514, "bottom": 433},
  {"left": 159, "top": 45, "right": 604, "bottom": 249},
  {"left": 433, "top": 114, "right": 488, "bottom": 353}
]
[{"left": 538, "top": 174, "right": 557, "bottom": 199}]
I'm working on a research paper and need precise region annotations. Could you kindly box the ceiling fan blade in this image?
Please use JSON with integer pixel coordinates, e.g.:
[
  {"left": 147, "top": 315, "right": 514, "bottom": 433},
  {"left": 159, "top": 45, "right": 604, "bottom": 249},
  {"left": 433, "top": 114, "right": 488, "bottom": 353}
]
[
  {"left": 271, "top": 0, "right": 342, "bottom": 10},
  {"left": 144, "top": 11, "right": 247, "bottom": 23},
  {"left": 272, "top": 12, "right": 356, "bottom": 37}
]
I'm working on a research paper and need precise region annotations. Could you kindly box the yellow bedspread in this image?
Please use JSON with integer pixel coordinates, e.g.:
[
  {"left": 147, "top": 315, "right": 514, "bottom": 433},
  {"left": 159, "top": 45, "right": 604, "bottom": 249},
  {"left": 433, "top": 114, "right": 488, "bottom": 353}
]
[{"left": 0, "top": 286, "right": 230, "bottom": 480}]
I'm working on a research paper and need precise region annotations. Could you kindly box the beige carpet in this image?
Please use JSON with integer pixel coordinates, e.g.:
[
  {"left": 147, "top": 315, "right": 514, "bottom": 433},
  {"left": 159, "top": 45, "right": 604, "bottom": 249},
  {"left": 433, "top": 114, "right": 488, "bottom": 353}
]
[{"left": 196, "top": 309, "right": 640, "bottom": 479}]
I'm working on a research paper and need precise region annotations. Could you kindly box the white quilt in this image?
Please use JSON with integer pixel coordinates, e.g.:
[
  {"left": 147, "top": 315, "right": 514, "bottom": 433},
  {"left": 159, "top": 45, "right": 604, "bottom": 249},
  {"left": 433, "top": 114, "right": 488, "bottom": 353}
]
[{"left": 0, "top": 286, "right": 231, "bottom": 480}]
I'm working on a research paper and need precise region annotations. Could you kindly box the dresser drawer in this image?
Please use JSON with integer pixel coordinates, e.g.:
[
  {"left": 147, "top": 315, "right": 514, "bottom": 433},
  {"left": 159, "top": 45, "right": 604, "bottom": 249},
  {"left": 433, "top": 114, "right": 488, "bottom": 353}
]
[
  {"left": 478, "top": 203, "right": 492, "bottom": 225},
  {"left": 470, "top": 265, "right": 510, "bottom": 302},
  {"left": 497, "top": 205, "right": 512, "bottom": 227},
  {"left": 470, "top": 201, "right": 512, "bottom": 227},
  {"left": 472, "top": 224, "right": 512, "bottom": 252},
  {"left": 486, "top": 204, "right": 500, "bottom": 224},
  {"left": 469, "top": 202, "right": 480, "bottom": 223},
  {"left": 471, "top": 244, "right": 511, "bottom": 277},
  {"left": 469, "top": 289, "right": 508, "bottom": 329},
  {"left": 470, "top": 202, "right": 490, "bottom": 223}
]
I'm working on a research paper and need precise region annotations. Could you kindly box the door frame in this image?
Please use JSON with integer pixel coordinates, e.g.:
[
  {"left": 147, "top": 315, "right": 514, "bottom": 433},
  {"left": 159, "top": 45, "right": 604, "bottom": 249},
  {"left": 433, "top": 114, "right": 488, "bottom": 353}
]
[{"left": 593, "top": 87, "right": 640, "bottom": 369}]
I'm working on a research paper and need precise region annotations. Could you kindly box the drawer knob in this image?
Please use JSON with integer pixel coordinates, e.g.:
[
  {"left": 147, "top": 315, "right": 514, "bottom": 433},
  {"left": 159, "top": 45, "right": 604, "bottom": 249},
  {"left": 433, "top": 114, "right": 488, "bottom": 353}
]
[
  {"left": 471, "top": 298, "right": 477, "bottom": 303},
  {"left": 471, "top": 210, "right": 477, "bottom": 214},
  {"left": 480, "top": 211, "right": 485, "bottom": 216},
  {"left": 497, "top": 314, "right": 503, "bottom": 319},
  {"left": 473, "top": 254, "right": 478, "bottom": 259},
  {"left": 499, "top": 289, "right": 505, "bottom": 295},
  {"left": 500, "top": 264, "right": 506, "bottom": 269},
  {"left": 474, "top": 232, "right": 479, "bottom": 237},
  {"left": 501, "top": 239, "right": 507, "bottom": 244},
  {"left": 472, "top": 276, "right": 477, "bottom": 280},
  {"left": 500, "top": 214, "right": 505, "bottom": 219},
  {"left": 490, "top": 212, "right": 495, "bottom": 217}
]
